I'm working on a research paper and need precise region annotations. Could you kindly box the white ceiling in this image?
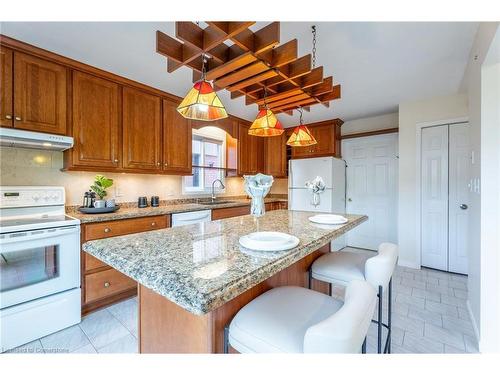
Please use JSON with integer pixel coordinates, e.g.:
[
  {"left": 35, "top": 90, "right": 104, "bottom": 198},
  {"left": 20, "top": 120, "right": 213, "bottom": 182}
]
[{"left": 0, "top": 22, "right": 478, "bottom": 125}]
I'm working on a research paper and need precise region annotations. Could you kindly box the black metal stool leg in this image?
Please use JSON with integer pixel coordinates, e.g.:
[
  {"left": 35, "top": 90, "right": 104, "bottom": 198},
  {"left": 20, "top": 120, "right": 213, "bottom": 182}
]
[
  {"left": 329, "top": 283, "right": 332, "bottom": 297},
  {"left": 362, "top": 337, "right": 367, "bottom": 354},
  {"left": 223, "top": 325, "right": 229, "bottom": 353},
  {"left": 377, "top": 285, "right": 383, "bottom": 354},
  {"left": 308, "top": 268, "right": 312, "bottom": 289},
  {"left": 387, "top": 278, "right": 392, "bottom": 353}
]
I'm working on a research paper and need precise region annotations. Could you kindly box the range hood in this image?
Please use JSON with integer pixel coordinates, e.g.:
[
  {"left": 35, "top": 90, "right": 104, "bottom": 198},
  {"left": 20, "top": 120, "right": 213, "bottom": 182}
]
[{"left": 0, "top": 128, "right": 74, "bottom": 151}]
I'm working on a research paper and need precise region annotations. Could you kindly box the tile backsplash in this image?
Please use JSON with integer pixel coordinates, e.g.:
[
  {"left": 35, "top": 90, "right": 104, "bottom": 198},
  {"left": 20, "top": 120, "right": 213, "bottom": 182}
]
[{"left": 0, "top": 147, "right": 288, "bottom": 206}]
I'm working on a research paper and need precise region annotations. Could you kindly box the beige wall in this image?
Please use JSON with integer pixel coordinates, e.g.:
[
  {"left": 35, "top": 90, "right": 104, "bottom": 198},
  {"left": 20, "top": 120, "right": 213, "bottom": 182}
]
[
  {"left": 397, "top": 93, "right": 468, "bottom": 269},
  {"left": 0, "top": 147, "right": 288, "bottom": 206},
  {"left": 341, "top": 112, "right": 398, "bottom": 136}
]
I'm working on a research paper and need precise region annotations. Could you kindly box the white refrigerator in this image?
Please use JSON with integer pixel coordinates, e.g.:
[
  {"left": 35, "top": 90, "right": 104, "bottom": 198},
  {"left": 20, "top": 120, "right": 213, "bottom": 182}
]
[{"left": 288, "top": 156, "right": 347, "bottom": 251}]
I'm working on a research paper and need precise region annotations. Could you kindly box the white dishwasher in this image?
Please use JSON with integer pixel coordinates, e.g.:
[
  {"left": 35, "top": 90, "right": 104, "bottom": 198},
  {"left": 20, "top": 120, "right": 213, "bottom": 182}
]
[{"left": 171, "top": 209, "right": 212, "bottom": 227}]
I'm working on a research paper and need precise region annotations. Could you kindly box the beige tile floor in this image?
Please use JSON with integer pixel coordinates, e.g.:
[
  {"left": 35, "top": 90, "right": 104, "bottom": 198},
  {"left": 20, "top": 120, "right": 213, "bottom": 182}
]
[{"left": 6, "top": 247, "right": 479, "bottom": 354}]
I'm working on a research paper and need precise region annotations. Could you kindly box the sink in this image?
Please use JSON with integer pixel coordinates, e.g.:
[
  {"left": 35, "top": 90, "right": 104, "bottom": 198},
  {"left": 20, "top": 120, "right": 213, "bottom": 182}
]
[{"left": 198, "top": 200, "right": 238, "bottom": 206}]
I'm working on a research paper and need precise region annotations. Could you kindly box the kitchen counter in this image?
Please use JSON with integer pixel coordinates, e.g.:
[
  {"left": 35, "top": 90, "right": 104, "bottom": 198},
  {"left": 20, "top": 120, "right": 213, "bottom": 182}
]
[
  {"left": 82, "top": 210, "right": 367, "bottom": 315},
  {"left": 68, "top": 197, "right": 287, "bottom": 224}
]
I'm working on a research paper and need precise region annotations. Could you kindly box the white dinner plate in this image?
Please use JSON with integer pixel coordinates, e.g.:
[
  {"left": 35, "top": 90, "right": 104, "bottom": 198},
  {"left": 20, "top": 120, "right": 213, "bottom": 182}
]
[
  {"left": 238, "top": 231, "right": 300, "bottom": 252},
  {"left": 308, "top": 214, "right": 348, "bottom": 225}
]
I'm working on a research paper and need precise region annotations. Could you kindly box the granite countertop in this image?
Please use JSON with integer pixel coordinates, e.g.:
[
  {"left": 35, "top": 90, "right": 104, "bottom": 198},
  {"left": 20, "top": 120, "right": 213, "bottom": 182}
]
[
  {"left": 82, "top": 210, "right": 367, "bottom": 315},
  {"left": 68, "top": 197, "right": 287, "bottom": 224}
]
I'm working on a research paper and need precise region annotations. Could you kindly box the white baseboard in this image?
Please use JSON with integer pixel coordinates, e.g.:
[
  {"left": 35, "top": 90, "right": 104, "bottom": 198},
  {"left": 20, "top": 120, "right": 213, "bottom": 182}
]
[
  {"left": 397, "top": 259, "right": 420, "bottom": 269},
  {"left": 466, "top": 299, "right": 481, "bottom": 351}
]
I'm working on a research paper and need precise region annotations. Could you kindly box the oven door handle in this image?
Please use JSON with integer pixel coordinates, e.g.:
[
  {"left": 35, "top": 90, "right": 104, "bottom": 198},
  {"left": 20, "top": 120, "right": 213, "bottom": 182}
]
[{"left": 0, "top": 225, "right": 80, "bottom": 246}]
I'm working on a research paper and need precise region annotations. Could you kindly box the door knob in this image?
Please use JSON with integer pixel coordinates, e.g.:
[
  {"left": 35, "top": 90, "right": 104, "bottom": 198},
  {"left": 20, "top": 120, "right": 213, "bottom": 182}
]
[
  {"left": 348, "top": 198, "right": 352, "bottom": 202},
  {"left": 460, "top": 204, "right": 468, "bottom": 210}
]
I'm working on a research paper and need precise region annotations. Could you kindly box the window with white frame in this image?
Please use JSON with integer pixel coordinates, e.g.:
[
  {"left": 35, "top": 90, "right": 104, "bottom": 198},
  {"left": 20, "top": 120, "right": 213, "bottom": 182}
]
[{"left": 183, "top": 127, "right": 226, "bottom": 194}]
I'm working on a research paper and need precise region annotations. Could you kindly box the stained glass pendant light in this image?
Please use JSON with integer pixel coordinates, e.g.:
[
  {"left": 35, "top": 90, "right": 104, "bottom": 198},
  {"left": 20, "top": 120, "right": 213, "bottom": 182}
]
[
  {"left": 248, "top": 88, "right": 284, "bottom": 136},
  {"left": 286, "top": 108, "right": 317, "bottom": 147},
  {"left": 177, "top": 54, "right": 228, "bottom": 121}
]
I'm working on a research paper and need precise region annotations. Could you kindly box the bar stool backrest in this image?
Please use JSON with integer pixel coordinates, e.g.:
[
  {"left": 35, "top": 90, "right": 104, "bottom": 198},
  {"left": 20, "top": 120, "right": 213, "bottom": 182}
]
[
  {"left": 364, "top": 242, "right": 399, "bottom": 291},
  {"left": 303, "top": 280, "right": 377, "bottom": 353}
]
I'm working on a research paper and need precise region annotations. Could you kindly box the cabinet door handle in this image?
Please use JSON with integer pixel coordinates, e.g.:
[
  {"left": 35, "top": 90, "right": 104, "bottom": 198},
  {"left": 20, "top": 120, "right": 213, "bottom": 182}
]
[
  {"left": 157, "top": 162, "right": 161, "bottom": 166},
  {"left": 114, "top": 159, "right": 119, "bottom": 163},
  {"left": 164, "top": 162, "right": 168, "bottom": 167},
  {"left": 5, "top": 115, "right": 12, "bottom": 120},
  {"left": 151, "top": 222, "right": 156, "bottom": 226},
  {"left": 104, "top": 228, "right": 111, "bottom": 233},
  {"left": 15, "top": 116, "right": 22, "bottom": 121},
  {"left": 104, "top": 282, "right": 110, "bottom": 288}
]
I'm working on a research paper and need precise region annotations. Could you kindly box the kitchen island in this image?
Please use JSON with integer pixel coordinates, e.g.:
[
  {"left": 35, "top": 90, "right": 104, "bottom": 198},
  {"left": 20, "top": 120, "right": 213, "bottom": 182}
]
[{"left": 82, "top": 210, "right": 367, "bottom": 353}]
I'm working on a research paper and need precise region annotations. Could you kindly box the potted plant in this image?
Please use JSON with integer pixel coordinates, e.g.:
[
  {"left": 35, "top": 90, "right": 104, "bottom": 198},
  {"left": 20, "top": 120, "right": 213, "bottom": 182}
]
[{"left": 90, "top": 175, "right": 114, "bottom": 208}]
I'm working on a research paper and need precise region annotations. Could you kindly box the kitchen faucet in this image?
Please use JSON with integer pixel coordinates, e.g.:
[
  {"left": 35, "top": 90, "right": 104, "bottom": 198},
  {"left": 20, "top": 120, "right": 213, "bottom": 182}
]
[{"left": 211, "top": 179, "right": 225, "bottom": 202}]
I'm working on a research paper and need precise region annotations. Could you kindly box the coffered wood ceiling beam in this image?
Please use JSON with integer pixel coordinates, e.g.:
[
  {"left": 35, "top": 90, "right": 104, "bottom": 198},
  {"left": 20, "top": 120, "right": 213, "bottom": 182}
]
[
  {"left": 206, "top": 22, "right": 256, "bottom": 37},
  {"left": 258, "top": 39, "right": 298, "bottom": 67},
  {"left": 205, "top": 52, "right": 257, "bottom": 81},
  {"left": 156, "top": 21, "right": 341, "bottom": 114},
  {"left": 227, "top": 70, "right": 279, "bottom": 92},
  {"left": 214, "top": 61, "right": 270, "bottom": 88},
  {"left": 267, "top": 93, "right": 312, "bottom": 109},
  {"left": 306, "top": 76, "right": 333, "bottom": 96},
  {"left": 275, "top": 85, "right": 341, "bottom": 112},
  {"left": 298, "top": 66, "right": 324, "bottom": 88}
]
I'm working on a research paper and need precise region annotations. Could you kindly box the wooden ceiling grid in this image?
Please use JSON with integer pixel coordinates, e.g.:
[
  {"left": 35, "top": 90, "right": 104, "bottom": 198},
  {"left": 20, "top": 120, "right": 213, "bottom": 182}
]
[{"left": 156, "top": 21, "right": 341, "bottom": 114}]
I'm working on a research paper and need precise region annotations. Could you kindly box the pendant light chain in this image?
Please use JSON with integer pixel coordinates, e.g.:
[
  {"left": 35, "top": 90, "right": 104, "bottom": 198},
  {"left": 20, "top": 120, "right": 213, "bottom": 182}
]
[
  {"left": 298, "top": 107, "right": 304, "bottom": 125},
  {"left": 311, "top": 25, "right": 317, "bottom": 68}
]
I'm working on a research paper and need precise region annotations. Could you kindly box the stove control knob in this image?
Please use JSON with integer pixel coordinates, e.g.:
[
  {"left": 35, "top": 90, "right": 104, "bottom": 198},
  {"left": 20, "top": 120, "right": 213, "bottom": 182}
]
[{"left": 33, "top": 194, "right": 40, "bottom": 201}]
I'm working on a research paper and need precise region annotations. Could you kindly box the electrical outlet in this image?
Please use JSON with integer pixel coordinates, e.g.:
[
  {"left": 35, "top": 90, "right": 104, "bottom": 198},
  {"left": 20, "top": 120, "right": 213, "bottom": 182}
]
[{"left": 114, "top": 186, "right": 124, "bottom": 197}]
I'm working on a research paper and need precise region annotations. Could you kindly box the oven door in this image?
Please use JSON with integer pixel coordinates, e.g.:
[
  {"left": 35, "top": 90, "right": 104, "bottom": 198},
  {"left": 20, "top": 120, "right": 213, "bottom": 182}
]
[{"left": 0, "top": 225, "right": 80, "bottom": 309}]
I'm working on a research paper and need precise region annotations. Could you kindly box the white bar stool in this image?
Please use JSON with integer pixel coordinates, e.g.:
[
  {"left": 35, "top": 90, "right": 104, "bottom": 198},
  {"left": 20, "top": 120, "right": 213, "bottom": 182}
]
[
  {"left": 223, "top": 280, "right": 376, "bottom": 353},
  {"left": 309, "top": 243, "right": 399, "bottom": 353}
]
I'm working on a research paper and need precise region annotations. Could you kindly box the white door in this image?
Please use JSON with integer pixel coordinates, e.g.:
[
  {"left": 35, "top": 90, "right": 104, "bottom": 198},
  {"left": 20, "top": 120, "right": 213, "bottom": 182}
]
[
  {"left": 448, "top": 123, "right": 470, "bottom": 274},
  {"left": 342, "top": 134, "right": 398, "bottom": 250},
  {"left": 421, "top": 125, "right": 449, "bottom": 271}
]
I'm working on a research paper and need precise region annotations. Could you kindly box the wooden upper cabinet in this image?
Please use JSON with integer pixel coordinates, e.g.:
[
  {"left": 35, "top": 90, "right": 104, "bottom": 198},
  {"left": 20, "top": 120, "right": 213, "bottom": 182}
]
[
  {"left": 311, "top": 124, "right": 335, "bottom": 155},
  {"left": 0, "top": 47, "right": 13, "bottom": 127},
  {"left": 122, "top": 87, "right": 161, "bottom": 171},
  {"left": 264, "top": 134, "right": 287, "bottom": 177},
  {"left": 162, "top": 99, "right": 192, "bottom": 173},
  {"left": 71, "top": 71, "right": 120, "bottom": 168},
  {"left": 291, "top": 121, "right": 341, "bottom": 159},
  {"left": 238, "top": 121, "right": 264, "bottom": 175},
  {"left": 13, "top": 51, "right": 67, "bottom": 135}
]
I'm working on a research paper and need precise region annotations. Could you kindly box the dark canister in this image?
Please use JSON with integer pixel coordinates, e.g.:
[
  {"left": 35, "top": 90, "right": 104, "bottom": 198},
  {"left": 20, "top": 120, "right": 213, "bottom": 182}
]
[
  {"left": 151, "top": 196, "right": 160, "bottom": 207},
  {"left": 138, "top": 196, "right": 148, "bottom": 208}
]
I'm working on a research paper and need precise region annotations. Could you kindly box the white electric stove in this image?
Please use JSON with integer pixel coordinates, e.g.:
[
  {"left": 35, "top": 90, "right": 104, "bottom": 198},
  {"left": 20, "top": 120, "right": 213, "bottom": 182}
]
[{"left": 0, "top": 186, "right": 81, "bottom": 352}]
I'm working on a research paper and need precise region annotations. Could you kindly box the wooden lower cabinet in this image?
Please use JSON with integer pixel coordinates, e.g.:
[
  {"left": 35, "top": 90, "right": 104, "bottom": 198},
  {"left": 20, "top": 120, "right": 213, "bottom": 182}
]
[
  {"left": 81, "top": 215, "right": 170, "bottom": 315},
  {"left": 84, "top": 268, "right": 137, "bottom": 305},
  {"left": 211, "top": 205, "right": 251, "bottom": 220},
  {"left": 211, "top": 201, "right": 285, "bottom": 221}
]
